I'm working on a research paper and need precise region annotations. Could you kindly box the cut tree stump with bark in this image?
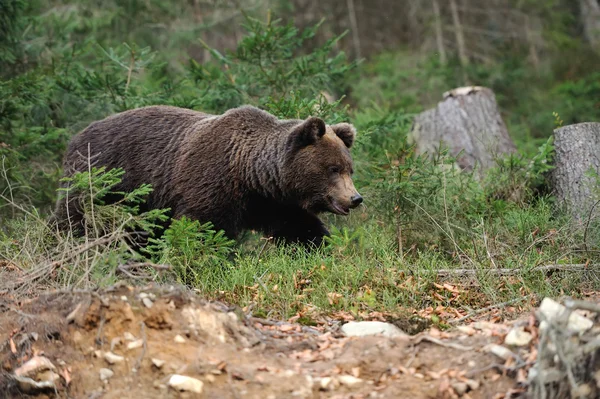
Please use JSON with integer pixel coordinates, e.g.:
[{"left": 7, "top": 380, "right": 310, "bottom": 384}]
[
  {"left": 410, "top": 86, "right": 517, "bottom": 176},
  {"left": 550, "top": 122, "right": 600, "bottom": 220}
]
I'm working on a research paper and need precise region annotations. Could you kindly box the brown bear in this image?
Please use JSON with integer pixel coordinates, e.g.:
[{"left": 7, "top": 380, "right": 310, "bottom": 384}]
[{"left": 53, "top": 105, "right": 362, "bottom": 246}]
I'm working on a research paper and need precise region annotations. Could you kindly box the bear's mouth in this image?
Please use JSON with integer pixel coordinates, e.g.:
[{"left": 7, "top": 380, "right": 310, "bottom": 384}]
[{"left": 329, "top": 198, "right": 350, "bottom": 216}]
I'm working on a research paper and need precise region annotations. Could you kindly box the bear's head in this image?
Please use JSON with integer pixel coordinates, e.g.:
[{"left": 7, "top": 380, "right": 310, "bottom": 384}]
[{"left": 284, "top": 116, "right": 362, "bottom": 215}]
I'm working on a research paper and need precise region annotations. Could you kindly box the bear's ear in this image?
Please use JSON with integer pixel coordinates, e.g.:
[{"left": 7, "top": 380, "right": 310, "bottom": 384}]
[
  {"left": 290, "top": 116, "right": 327, "bottom": 148},
  {"left": 331, "top": 123, "right": 356, "bottom": 148}
]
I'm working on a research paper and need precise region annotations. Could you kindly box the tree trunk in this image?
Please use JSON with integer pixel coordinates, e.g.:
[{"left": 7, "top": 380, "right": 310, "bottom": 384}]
[
  {"left": 409, "top": 86, "right": 516, "bottom": 176},
  {"left": 432, "top": 0, "right": 447, "bottom": 65},
  {"left": 550, "top": 122, "right": 600, "bottom": 220},
  {"left": 346, "top": 0, "right": 362, "bottom": 59},
  {"left": 580, "top": 0, "right": 600, "bottom": 53},
  {"left": 449, "top": 0, "right": 468, "bottom": 67}
]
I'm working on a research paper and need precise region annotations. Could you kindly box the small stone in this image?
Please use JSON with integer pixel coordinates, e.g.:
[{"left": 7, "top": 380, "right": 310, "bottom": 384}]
[
  {"left": 110, "top": 337, "right": 122, "bottom": 351},
  {"left": 127, "top": 339, "right": 144, "bottom": 351},
  {"left": 103, "top": 352, "right": 125, "bottom": 364},
  {"left": 504, "top": 326, "right": 533, "bottom": 347},
  {"left": 572, "top": 383, "right": 592, "bottom": 398},
  {"left": 340, "top": 321, "right": 408, "bottom": 338},
  {"left": 174, "top": 334, "right": 186, "bottom": 343},
  {"left": 319, "top": 377, "right": 339, "bottom": 391},
  {"left": 139, "top": 293, "right": 148, "bottom": 299},
  {"left": 168, "top": 374, "right": 204, "bottom": 394},
  {"left": 151, "top": 358, "right": 165, "bottom": 369},
  {"left": 122, "top": 303, "right": 135, "bottom": 321},
  {"left": 484, "top": 344, "right": 516, "bottom": 360},
  {"left": 205, "top": 374, "right": 216, "bottom": 383},
  {"left": 452, "top": 382, "right": 468, "bottom": 396},
  {"left": 465, "top": 379, "right": 480, "bottom": 391},
  {"left": 72, "top": 331, "right": 84, "bottom": 345},
  {"left": 123, "top": 332, "right": 136, "bottom": 341},
  {"left": 13, "top": 356, "right": 60, "bottom": 393},
  {"left": 142, "top": 297, "right": 153, "bottom": 308},
  {"left": 538, "top": 297, "right": 593, "bottom": 333},
  {"left": 338, "top": 375, "right": 363, "bottom": 387},
  {"left": 121, "top": 296, "right": 128, "bottom": 301},
  {"left": 99, "top": 368, "right": 114, "bottom": 381}
]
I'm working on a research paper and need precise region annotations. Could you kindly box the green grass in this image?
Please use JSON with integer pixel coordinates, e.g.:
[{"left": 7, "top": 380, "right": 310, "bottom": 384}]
[
  {"left": 2, "top": 170, "right": 598, "bottom": 326},
  {"left": 1, "top": 6, "right": 599, "bottom": 327}
]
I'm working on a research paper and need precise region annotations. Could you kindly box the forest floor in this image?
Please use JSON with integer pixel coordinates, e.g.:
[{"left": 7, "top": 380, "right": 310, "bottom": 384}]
[{"left": 4, "top": 283, "right": 595, "bottom": 399}]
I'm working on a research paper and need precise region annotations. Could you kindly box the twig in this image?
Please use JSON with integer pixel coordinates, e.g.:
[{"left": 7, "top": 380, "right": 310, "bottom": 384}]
[
  {"left": 117, "top": 266, "right": 144, "bottom": 280},
  {"left": 404, "top": 345, "right": 418, "bottom": 368},
  {"left": 481, "top": 218, "right": 498, "bottom": 269},
  {"left": 412, "top": 334, "right": 473, "bottom": 351},
  {"left": 451, "top": 295, "right": 533, "bottom": 324},
  {"left": 437, "top": 263, "right": 600, "bottom": 277},
  {"left": 125, "top": 47, "right": 136, "bottom": 93},
  {"left": 119, "top": 262, "right": 171, "bottom": 271},
  {"left": 134, "top": 322, "right": 147, "bottom": 372},
  {"left": 583, "top": 199, "right": 600, "bottom": 257},
  {"left": 256, "top": 237, "right": 272, "bottom": 260},
  {"left": 564, "top": 298, "right": 600, "bottom": 314},
  {"left": 227, "top": 369, "right": 241, "bottom": 399},
  {"left": 95, "top": 316, "right": 106, "bottom": 348},
  {"left": 8, "top": 308, "right": 37, "bottom": 320}
]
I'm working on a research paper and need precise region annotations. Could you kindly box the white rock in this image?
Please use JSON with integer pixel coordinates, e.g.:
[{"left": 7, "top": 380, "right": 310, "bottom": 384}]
[
  {"left": 484, "top": 344, "right": 516, "bottom": 360},
  {"left": 99, "top": 368, "right": 114, "bottom": 381},
  {"left": 120, "top": 296, "right": 128, "bottom": 301},
  {"left": 538, "top": 297, "right": 593, "bottom": 333},
  {"left": 465, "top": 379, "right": 480, "bottom": 391},
  {"left": 318, "top": 377, "right": 341, "bottom": 391},
  {"left": 127, "top": 339, "right": 144, "bottom": 351},
  {"left": 13, "top": 356, "right": 60, "bottom": 392},
  {"left": 104, "top": 352, "right": 125, "bottom": 364},
  {"left": 14, "top": 356, "right": 57, "bottom": 377},
  {"left": 504, "top": 326, "right": 533, "bottom": 347},
  {"left": 340, "top": 321, "right": 408, "bottom": 338},
  {"left": 452, "top": 381, "right": 468, "bottom": 396},
  {"left": 174, "top": 334, "right": 186, "bottom": 343},
  {"left": 338, "top": 375, "right": 363, "bottom": 387},
  {"left": 168, "top": 374, "right": 204, "bottom": 394},
  {"left": 123, "top": 332, "right": 136, "bottom": 341},
  {"left": 151, "top": 358, "right": 165, "bottom": 369},
  {"left": 142, "top": 297, "right": 154, "bottom": 308}
]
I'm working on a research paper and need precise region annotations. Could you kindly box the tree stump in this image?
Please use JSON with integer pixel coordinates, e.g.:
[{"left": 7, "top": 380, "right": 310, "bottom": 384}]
[
  {"left": 409, "top": 86, "right": 516, "bottom": 176},
  {"left": 550, "top": 122, "right": 600, "bottom": 220}
]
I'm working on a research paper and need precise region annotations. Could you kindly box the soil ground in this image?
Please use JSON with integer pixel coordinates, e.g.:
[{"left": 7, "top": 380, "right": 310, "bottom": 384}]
[{"left": 0, "top": 284, "right": 530, "bottom": 399}]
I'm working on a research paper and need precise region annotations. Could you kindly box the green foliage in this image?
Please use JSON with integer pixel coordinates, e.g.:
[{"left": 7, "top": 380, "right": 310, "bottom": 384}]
[
  {"left": 1, "top": 2, "right": 599, "bottom": 322},
  {"left": 57, "top": 167, "right": 169, "bottom": 238},
  {"left": 0, "top": 0, "right": 26, "bottom": 67},
  {"left": 188, "top": 14, "right": 355, "bottom": 120},
  {"left": 145, "top": 217, "right": 236, "bottom": 287}
]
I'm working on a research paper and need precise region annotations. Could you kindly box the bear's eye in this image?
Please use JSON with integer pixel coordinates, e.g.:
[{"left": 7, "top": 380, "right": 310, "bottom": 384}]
[{"left": 328, "top": 166, "right": 341, "bottom": 175}]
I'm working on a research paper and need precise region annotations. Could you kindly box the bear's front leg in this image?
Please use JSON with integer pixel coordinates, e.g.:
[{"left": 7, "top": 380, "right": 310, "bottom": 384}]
[{"left": 268, "top": 211, "right": 330, "bottom": 248}]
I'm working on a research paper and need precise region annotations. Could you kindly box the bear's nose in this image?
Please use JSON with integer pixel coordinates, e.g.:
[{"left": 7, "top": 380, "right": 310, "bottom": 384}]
[{"left": 350, "top": 193, "right": 363, "bottom": 208}]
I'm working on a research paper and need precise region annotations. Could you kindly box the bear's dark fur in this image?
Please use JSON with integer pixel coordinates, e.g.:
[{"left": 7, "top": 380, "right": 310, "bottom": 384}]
[{"left": 53, "top": 105, "right": 362, "bottom": 246}]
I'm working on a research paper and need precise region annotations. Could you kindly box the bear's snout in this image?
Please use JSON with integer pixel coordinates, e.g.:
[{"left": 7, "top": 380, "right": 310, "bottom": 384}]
[{"left": 350, "top": 193, "right": 363, "bottom": 208}]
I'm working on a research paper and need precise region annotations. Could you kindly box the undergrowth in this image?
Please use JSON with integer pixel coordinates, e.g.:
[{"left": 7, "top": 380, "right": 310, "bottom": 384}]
[{"left": 1, "top": 8, "right": 599, "bottom": 324}]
